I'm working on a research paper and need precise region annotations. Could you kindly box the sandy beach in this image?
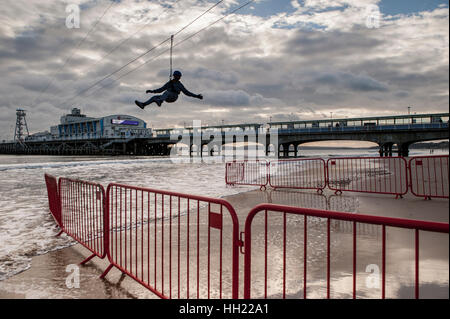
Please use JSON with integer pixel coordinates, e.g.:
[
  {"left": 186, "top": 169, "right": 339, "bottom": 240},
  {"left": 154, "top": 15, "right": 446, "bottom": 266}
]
[{"left": 0, "top": 182, "right": 447, "bottom": 299}]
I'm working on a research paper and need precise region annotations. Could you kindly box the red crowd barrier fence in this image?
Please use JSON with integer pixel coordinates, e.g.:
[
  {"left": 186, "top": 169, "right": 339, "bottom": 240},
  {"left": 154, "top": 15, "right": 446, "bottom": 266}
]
[
  {"left": 58, "top": 177, "right": 108, "bottom": 264},
  {"left": 100, "top": 183, "right": 241, "bottom": 299},
  {"left": 243, "top": 203, "right": 449, "bottom": 299},
  {"left": 44, "top": 174, "right": 62, "bottom": 229},
  {"left": 409, "top": 155, "right": 449, "bottom": 200},
  {"left": 327, "top": 157, "right": 409, "bottom": 198},
  {"left": 226, "top": 157, "right": 410, "bottom": 198},
  {"left": 226, "top": 156, "right": 450, "bottom": 200},
  {"left": 44, "top": 163, "right": 449, "bottom": 299},
  {"left": 269, "top": 158, "right": 327, "bottom": 193},
  {"left": 225, "top": 160, "right": 268, "bottom": 190}
]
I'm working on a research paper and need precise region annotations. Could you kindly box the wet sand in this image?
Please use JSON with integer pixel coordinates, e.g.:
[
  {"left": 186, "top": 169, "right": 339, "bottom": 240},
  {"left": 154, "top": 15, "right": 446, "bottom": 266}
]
[{"left": 0, "top": 185, "right": 447, "bottom": 299}]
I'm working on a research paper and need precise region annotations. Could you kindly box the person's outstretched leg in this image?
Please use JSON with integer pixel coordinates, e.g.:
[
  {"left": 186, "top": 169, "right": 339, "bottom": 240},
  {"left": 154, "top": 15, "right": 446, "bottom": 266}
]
[
  {"left": 136, "top": 95, "right": 163, "bottom": 109},
  {"left": 135, "top": 100, "right": 146, "bottom": 109},
  {"left": 154, "top": 92, "right": 171, "bottom": 107}
]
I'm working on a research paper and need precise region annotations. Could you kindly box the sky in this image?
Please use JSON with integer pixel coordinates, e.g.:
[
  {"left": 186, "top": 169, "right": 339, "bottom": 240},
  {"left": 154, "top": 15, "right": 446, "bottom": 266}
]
[{"left": 0, "top": 0, "right": 448, "bottom": 140}]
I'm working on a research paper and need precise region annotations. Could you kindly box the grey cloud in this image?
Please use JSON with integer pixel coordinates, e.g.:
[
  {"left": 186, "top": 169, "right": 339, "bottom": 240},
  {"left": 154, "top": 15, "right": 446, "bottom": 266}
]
[
  {"left": 189, "top": 67, "right": 239, "bottom": 85},
  {"left": 205, "top": 90, "right": 251, "bottom": 106},
  {"left": 340, "top": 73, "right": 389, "bottom": 92},
  {"left": 285, "top": 28, "right": 382, "bottom": 57},
  {"left": 13, "top": 76, "right": 51, "bottom": 92},
  {"left": 394, "top": 91, "right": 409, "bottom": 98}
]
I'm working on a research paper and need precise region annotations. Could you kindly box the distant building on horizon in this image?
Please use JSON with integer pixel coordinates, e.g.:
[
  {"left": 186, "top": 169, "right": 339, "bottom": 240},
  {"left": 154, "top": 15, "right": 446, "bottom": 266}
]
[{"left": 26, "top": 108, "right": 152, "bottom": 142}]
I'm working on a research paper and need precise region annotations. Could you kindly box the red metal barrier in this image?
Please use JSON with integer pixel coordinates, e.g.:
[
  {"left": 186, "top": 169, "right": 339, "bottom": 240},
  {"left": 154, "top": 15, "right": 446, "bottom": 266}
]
[
  {"left": 269, "top": 158, "right": 327, "bottom": 193},
  {"left": 101, "top": 183, "right": 241, "bottom": 299},
  {"left": 409, "top": 155, "right": 449, "bottom": 200},
  {"left": 225, "top": 160, "right": 268, "bottom": 190},
  {"left": 243, "top": 204, "right": 449, "bottom": 299},
  {"left": 327, "top": 157, "right": 409, "bottom": 197},
  {"left": 45, "top": 164, "right": 449, "bottom": 299},
  {"left": 59, "top": 177, "right": 108, "bottom": 264},
  {"left": 44, "top": 174, "right": 62, "bottom": 229}
]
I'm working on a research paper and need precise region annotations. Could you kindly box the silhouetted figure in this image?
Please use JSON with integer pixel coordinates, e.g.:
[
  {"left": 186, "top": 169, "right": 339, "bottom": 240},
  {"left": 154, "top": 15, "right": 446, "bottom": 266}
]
[{"left": 135, "top": 71, "right": 203, "bottom": 109}]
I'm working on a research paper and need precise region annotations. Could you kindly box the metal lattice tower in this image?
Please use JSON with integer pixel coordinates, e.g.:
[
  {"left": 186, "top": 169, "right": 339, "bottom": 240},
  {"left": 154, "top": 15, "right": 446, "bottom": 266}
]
[{"left": 14, "top": 109, "right": 29, "bottom": 144}]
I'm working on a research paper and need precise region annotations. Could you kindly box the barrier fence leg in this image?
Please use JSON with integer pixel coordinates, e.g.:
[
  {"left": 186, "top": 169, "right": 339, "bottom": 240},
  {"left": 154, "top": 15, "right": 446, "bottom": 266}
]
[
  {"left": 55, "top": 230, "right": 64, "bottom": 237},
  {"left": 100, "top": 264, "right": 114, "bottom": 279},
  {"left": 80, "top": 253, "right": 96, "bottom": 266}
]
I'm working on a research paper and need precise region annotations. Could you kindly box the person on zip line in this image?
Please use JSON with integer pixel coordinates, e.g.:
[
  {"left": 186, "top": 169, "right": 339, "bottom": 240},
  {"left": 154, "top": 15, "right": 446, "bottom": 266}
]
[{"left": 135, "top": 70, "right": 203, "bottom": 109}]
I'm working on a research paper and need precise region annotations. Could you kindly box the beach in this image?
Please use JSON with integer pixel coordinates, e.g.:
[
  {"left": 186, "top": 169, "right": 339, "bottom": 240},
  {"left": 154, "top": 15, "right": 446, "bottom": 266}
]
[
  {"left": 0, "top": 185, "right": 448, "bottom": 299},
  {"left": 0, "top": 151, "right": 448, "bottom": 299}
]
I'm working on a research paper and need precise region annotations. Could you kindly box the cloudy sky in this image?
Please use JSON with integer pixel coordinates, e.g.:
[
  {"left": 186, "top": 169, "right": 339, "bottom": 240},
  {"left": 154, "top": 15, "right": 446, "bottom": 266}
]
[{"left": 0, "top": 0, "right": 448, "bottom": 140}]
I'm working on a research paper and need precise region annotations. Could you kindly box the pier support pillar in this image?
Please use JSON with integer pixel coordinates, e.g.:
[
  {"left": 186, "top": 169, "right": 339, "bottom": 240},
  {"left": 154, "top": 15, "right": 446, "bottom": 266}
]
[
  {"left": 233, "top": 136, "right": 237, "bottom": 161},
  {"left": 397, "top": 143, "right": 410, "bottom": 157},
  {"left": 294, "top": 144, "right": 299, "bottom": 158},
  {"left": 379, "top": 143, "right": 393, "bottom": 157},
  {"left": 244, "top": 135, "right": 249, "bottom": 160},
  {"left": 283, "top": 144, "right": 290, "bottom": 158}
]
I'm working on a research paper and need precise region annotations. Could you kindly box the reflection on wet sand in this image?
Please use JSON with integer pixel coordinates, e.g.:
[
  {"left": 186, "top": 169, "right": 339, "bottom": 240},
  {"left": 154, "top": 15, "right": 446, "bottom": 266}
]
[{"left": 0, "top": 247, "right": 136, "bottom": 299}]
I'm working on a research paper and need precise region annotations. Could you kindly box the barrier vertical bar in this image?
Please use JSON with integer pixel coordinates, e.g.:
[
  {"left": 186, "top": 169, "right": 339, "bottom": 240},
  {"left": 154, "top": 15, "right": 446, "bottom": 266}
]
[
  {"left": 415, "top": 229, "right": 419, "bottom": 299},
  {"left": 382, "top": 225, "right": 386, "bottom": 299},
  {"left": 283, "top": 212, "right": 286, "bottom": 299},
  {"left": 187, "top": 198, "right": 190, "bottom": 299},
  {"left": 169, "top": 195, "right": 173, "bottom": 299},
  {"left": 162, "top": 194, "right": 165, "bottom": 295},
  {"left": 304, "top": 215, "right": 307, "bottom": 299},
  {"left": 264, "top": 210, "right": 268, "bottom": 299},
  {"left": 327, "top": 218, "right": 331, "bottom": 299},
  {"left": 353, "top": 221, "right": 357, "bottom": 299},
  {"left": 197, "top": 200, "right": 200, "bottom": 299},
  {"left": 177, "top": 197, "right": 181, "bottom": 299}
]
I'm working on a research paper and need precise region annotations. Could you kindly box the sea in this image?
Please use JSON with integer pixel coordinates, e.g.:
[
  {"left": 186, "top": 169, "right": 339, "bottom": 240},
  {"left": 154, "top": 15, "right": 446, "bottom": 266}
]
[{"left": 0, "top": 147, "right": 448, "bottom": 282}]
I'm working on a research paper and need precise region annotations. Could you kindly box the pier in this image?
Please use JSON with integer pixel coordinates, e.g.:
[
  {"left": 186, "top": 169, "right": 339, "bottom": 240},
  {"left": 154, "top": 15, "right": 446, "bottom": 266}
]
[{"left": 1, "top": 112, "right": 448, "bottom": 157}]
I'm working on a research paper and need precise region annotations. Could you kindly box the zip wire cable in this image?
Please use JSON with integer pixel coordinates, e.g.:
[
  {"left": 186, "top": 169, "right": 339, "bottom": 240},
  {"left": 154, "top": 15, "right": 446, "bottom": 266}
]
[
  {"left": 170, "top": 35, "right": 174, "bottom": 79},
  {"left": 90, "top": 0, "right": 182, "bottom": 69},
  {"left": 172, "top": 0, "right": 224, "bottom": 37},
  {"left": 61, "top": 0, "right": 226, "bottom": 106},
  {"left": 68, "top": 0, "right": 256, "bottom": 105},
  {"left": 30, "top": 0, "right": 116, "bottom": 108},
  {"left": 108, "top": 0, "right": 257, "bottom": 86},
  {"left": 47, "top": 0, "right": 182, "bottom": 107}
]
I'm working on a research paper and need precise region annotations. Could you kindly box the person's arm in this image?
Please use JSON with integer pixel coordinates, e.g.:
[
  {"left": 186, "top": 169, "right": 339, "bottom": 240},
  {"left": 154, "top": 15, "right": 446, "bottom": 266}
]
[
  {"left": 147, "top": 82, "right": 169, "bottom": 94},
  {"left": 180, "top": 83, "right": 203, "bottom": 99}
]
